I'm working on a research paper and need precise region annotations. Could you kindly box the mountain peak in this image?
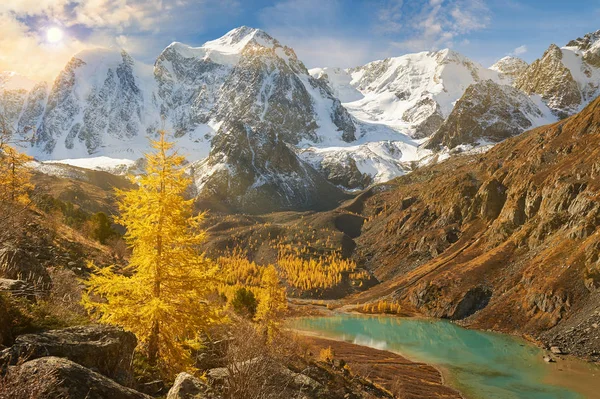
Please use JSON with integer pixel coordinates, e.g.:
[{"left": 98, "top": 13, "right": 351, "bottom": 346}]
[
  {"left": 490, "top": 56, "right": 528, "bottom": 81},
  {"left": 203, "top": 26, "right": 276, "bottom": 55}
]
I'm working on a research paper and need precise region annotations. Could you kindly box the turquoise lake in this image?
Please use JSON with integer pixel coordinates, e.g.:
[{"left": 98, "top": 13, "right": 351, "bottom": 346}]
[{"left": 289, "top": 315, "right": 591, "bottom": 399}]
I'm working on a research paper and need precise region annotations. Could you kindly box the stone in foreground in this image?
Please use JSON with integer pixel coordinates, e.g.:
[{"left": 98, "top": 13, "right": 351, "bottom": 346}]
[
  {"left": 0, "top": 325, "right": 136, "bottom": 385},
  {"left": 9, "top": 357, "right": 151, "bottom": 399}
]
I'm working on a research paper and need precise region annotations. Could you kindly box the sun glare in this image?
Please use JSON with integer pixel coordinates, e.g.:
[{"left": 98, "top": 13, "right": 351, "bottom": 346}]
[{"left": 46, "top": 27, "right": 64, "bottom": 43}]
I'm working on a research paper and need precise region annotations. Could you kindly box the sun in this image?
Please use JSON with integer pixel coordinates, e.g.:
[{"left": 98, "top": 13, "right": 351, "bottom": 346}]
[{"left": 46, "top": 27, "right": 64, "bottom": 43}]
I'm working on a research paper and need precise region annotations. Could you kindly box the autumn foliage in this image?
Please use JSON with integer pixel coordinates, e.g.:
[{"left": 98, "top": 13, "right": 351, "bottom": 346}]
[{"left": 82, "top": 131, "right": 221, "bottom": 375}]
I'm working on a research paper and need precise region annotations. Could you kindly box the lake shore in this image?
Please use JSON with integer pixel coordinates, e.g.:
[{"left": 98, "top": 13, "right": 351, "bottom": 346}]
[
  {"left": 288, "top": 313, "right": 600, "bottom": 399},
  {"left": 296, "top": 333, "right": 464, "bottom": 399}
]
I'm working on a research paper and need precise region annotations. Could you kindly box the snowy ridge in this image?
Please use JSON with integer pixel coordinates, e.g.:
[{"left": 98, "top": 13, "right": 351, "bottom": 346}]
[{"left": 3, "top": 27, "right": 599, "bottom": 201}]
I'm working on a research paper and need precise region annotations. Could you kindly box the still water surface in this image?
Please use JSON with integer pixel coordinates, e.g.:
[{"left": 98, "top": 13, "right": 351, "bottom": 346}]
[{"left": 290, "top": 315, "right": 598, "bottom": 399}]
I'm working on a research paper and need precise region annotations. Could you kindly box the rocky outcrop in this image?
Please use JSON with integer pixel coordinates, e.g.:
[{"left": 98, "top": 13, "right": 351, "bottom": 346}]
[
  {"left": 0, "top": 325, "right": 137, "bottom": 385},
  {"left": 566, "top": 29, "right": 600, "bottom": 68},
  {"left": 194, "top": 120, "right": 347, "bottom": 213},
  {"left": 427, "top": 80, "right": 547, "bottom": 149},
  {"left": 515, "top": 36, "right": 600, "bottom": 119},
  {"left": 167, "top": 372, "right": 219, "bottom": 399},
  {"left": 352, "top": 96, "right": 600, "bottom": 348},
  {"left": 0, "top": 278, "right": 37, "bottom": 300},
  {"left": 8, "top": 357, "right": 151, "bottom": 399}
]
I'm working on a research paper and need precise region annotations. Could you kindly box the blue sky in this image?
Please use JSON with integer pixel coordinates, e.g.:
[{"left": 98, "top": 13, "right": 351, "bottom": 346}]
[{"left": 1, "top": 0, "right": 599, "bottom": 80}]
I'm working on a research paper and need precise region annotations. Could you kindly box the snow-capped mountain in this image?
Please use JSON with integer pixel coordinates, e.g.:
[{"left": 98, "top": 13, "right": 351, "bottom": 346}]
[
  {"left": 490, "top": 56, "right": 529, "bottom": 83},
  {"left": 2, "top": 27, "right": 600, "bottom": 213},
  {"left": 0, "top": 72, "right": 39, "bottom": 132},
  {"left": 312, "top": 49, "right": 507, "bottom": 139},
  {"left": 427, "top": 80, "right": 554, "bottom": 149},
  {"left": 516, "top": 30, "right": 600, "bottom": 118},
  {"left": 34, "top": 49, "right": 160, "bottom": 159}
]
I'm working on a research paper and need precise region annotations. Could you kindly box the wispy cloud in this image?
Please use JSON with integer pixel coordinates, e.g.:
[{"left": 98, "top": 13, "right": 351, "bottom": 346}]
[
  {"left": 385, "top": 0, "right": 490, "bottom": 51},
  {"left": 0, "top": 0, "right": 240, "bottom": 80},
  {"left": 510, "top": 44, "right": 527, "bottom": 56}
]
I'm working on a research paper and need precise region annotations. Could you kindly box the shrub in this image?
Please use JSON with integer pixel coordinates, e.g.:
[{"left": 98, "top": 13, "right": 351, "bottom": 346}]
[
  {"left": 230, "top": 287, "right": 257, "bottom": 318},
  {"left": 318, "top": 346, "right": 334, "bottom": 363}
]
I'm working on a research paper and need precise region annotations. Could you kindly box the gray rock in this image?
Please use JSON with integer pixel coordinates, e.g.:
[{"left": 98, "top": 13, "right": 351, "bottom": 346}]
[
  {"left": 516, "top": 44, "right": 582, "bottom": 118},
  {"left": 0, "top": 325, "right": 136, "bottom": 386},
  {"left": 8, "top": 356, "right": 151, "bottom": 399},
  {"left": 167, "top": 372, "right": 219, "bottom": 399},
  {"left": 550, "top": 346, "right": 563, "bottom": 355},
  {"left": 427, "top": 80, "right": 544, "bottom": 150}
]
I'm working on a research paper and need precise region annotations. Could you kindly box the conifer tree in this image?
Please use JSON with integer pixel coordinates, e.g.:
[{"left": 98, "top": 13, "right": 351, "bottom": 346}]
[
  {"left": 254, "top": 265, "right": 287, "bottom": 339},
  {"left": 82, "top": 131, "right": 221, "bottom": 374},
  {"left": 0, "top": 114, "right": 33, "bottom": 234},
  {"left": 0, "top": 143, "right": 33, "bottom": 205}
]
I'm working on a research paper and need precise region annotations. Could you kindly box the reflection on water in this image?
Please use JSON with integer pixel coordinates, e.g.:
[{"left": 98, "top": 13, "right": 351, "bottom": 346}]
[
  {"left": 290, "top": 315, "right": 584, "bottom": 399},
  {"left": 353, "top": 334, "right": 388, "bottom": 350}
]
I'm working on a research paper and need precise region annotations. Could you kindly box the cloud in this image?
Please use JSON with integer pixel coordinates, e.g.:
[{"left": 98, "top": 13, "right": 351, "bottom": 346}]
[
  {"left": 386, "top": 0, "right": 490, "bottom": 51},
  {"left": 511, "top": 44, "right": 527, "bottom": 56},
  {"left": 0, "top": 0, "right": 240, "bottom": 80},
  {"left": 374, "top": 0, "right": 404, "bottom": 34}
]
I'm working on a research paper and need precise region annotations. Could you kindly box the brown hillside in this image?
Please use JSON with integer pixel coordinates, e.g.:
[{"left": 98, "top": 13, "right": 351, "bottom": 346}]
[{"left": 350, "top": 96, "right": 600, "bottom": 359}]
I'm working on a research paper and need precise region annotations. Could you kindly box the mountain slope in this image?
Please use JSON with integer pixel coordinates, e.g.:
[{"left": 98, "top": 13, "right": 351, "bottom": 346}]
[
  {"left": 426, "top": 80, "right": 554, "bottom": 149},
  {"left": 333, "top": 49, "right": 506, "bottom": 138},
  {"left": 34, "top": 49, "right": 159, "bottom": 159},
  {"left": 516, "top": 31, "right": 600, "bottom": 118},
  {"left": 349, "top": 96, "right": 600, "bottom": 359}
]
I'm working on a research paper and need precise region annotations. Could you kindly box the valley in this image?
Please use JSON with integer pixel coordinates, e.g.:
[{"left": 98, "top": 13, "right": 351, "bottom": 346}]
[{"left": 1, "top": 17, "right": 600, "bottom": 399}]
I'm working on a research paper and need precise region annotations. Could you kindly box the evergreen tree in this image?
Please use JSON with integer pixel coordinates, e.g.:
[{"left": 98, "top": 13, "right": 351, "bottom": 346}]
[
  {"left": 0, "top": 114, "right": 33, "bottom": 207},
  {"left": 230, "top": 287, "right": 258, "bottom": 318},
  {"left": 82, "top": 131, "right": 221, "bottom": 375},
  {"left": 89, "top": 212, "right": 116, "bottom": 244}
]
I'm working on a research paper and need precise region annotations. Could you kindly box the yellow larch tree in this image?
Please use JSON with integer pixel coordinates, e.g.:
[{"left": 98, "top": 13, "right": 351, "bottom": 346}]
[
  {"left": 82, "top": 131, "right": 222, "bottom": 375},
  {"left": 0, "top": 114, "right": 34, "bottom": 232},
  {"left": 0, "top": 144, "right": 33, "bottom": 205},
  {"left": 254, "top": 265, "right": 287, "bottom": 340}
]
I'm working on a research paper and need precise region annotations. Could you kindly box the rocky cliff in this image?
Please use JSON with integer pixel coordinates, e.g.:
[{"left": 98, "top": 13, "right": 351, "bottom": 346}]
[
  {"left": 351, "top": 96, "right": 600, "bottom": 359},
  {"left": 427, "top": 80, "right": 551, "bottom": 149}
]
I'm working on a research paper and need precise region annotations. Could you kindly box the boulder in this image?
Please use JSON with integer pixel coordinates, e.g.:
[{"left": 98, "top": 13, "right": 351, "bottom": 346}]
[
  {"left": 0, "top": 246, "right": 51, "bottom": 288},
  {"left": 550, "top": 346, "right": 564, "bottom": 355},
  {"left": 6, "top": 356, "right": 151, "bottom": 399},
  {"left": 0, "top": 325, "right": 136, "bottom": 386},
  {"left": 167, "top": 372, "right": 219, "bottom": 399}
]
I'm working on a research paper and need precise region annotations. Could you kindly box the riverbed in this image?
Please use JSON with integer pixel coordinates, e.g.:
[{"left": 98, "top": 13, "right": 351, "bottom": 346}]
[{"left": 289, "top": 314, "right": 600, "bottom": 399}]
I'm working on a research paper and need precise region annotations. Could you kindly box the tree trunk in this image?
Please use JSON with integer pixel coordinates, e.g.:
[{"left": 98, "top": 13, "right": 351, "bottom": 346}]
[{"left": 148, "top": 320, "right": 160, "bottom": 365}]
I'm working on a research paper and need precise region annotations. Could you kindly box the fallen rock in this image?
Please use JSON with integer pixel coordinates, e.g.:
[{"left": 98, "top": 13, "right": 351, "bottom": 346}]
[
  {"left": 550, "top": 346, "right": 564, "bottom": 355},
  {"left": 167, "top": 372, "right": 220, "bottom": 399},
  {"left": 543, "top": 355, "right": 556, "bottom": 363},
  {"left": 7, "top": 356, "right": 150, "bottom": 399},
  {"left": 0, "top": 325, "right": 136, "bottom": 386},
  {"left": 280, "top": 367, "right": 322, "bottom": 391}
]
